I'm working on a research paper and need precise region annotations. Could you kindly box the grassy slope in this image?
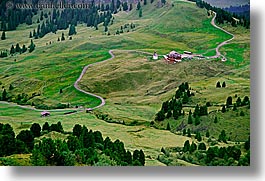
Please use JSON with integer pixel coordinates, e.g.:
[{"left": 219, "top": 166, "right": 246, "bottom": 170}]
[{"left": 0, "top": 0, "right": 250, "bottom": 165}]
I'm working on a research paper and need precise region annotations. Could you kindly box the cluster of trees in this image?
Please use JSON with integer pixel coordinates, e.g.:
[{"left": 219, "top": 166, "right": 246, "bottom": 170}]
[
  {"left": 0, "top": 50, "right": 8, "bottom": 58},
  {"left": 32, "top": 123, "right": 145, "bottom": 166},
  {"left": 10, "top": 43, "right": 28, "bottom": 55},
  {"left": 155, "top": 82, "right": 194, "bottom": 122},
  {"left": 205, "top": 146, "right": 243, "bottom": 165},
  {"left": 42, "top": 121, "right": 64, "bottom": 134},
  {"left": 222, "top": 95, "right": 250, "bottom": 113},
  {"left": 216, "top": 81, "right": 226, "bottom": 88},
  {"left": 28, "top": 0, "right": 137, "bottom": 39},
  {"left": 179, "top": 139, "right": 249, "bottom": 166},
  {"left": 0, "top": 122, "right": 146, "bottom": 166},
  {"left": 0, "top": 86, "right": 41, "bottom": 105},
  {"left": 189, "top": 0, "right": 250, "bottom": 28},
  {"left": 114, "top": 23, "right": 136, "bottom": 35},
  {"left": 183, "top": 140, "right": 207, "bottom": 154},
  {"left": 9, "top": 39, "right": 35, "bottom": 57},
  {"left": 0, "top": 123, "right": 42, "bottom": 157},
  {"left": 0, "top": 1, "right": 37, "bottom": 31}
]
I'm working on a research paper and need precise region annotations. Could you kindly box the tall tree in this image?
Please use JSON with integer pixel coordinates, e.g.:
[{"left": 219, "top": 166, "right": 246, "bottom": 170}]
[
  {"left": 1, "top": 31, "right": 6, "bottom": 40},
  {"left": 16, "top": 130, "right": 35, "bottom": 150},
  {"left": 30, "top": 123, "right": 41, "bottom": 137}
]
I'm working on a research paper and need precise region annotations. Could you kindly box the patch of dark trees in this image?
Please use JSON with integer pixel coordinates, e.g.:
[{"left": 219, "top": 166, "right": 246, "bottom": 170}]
[
  {"left": 155, "top": 82, "right": 208, "bottom": 124},
  {"left": 0, "top": 39, "right": 36, "bottom": 58},
  {"left": 223, "top": 4, "right": 250, "bottom": 20},
  {"left": 188, "top": 0, "right": 250, "bottom": 28},
  {"left": 0, "top": 122, "right": 145, "bottom": 166},
  {"left": 159, "top": 135, "right": 250, "bottom": 166}
]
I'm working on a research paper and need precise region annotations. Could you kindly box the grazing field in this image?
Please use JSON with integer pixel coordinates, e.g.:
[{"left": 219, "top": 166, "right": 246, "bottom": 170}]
[{"left": 0, "top": 0, "right": 250, "bottom": 166}]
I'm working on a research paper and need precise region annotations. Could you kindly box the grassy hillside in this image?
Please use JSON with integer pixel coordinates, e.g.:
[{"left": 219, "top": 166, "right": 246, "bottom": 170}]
[{"left": 0, "top": 0, "right": 250, "bottom": 166}]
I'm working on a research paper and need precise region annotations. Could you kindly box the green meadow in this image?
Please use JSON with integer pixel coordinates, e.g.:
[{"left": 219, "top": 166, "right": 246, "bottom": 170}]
[{"left": 0, "top": 0, "right": 250, "bottom": 166}]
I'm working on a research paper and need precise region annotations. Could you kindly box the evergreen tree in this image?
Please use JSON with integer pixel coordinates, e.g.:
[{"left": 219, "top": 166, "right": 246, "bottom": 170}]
[
  {"left": 189, "top": 142, "right": 197, "bottom": 153},
  {"left": 198, "top": 142, "right": 206, "bottom": 150},
  {"left": 144, "top": 0, "right": 147, "bottom": 5},
  {"left": 195, "top": 132, "right": 202, "bottom": 142},
  {"left": 10, "top": 45, "right": 15, "bottom": 55},
  {"left": 182, "top": 129, "right": 186, "bottom": 136},
  {"left": 1, "top": 31, "right": 6, "bottom": 40},
  {"left": 222, "top": 81, "right": 226, "bottom": 88},
  {"left": 166, "top": 123, "right": 171, "bottom": 131},
  {"left": 183, "top": 140, "right": 190, "bottom": 152},
  {"left": 221, "top": 105, "right": 226, "bottom": 113},
  {"left": 216, "top": 81, "right": 221, "bottom": 88},
  {"left": 195, "top": 116, "right": 200, "bottom": 126},
  {"left": 206, "top": 130, "right": 210, "bottom": 138},
  {"left": 15, "top": 43, "right": 21, "bottom": 53},
  {"left": 122, "top": 2, "right": 129, "bottom": 11},
  {"left": 42, "top": 122, "right": 50, "bottom": 132},
  {"left": 16, "top": 130, "right": 35, "bottom": 150},
  {"left": 61, "top": 33, "right": 65, "bottom": 41},
  {"left": 226, "top": 96, "right": 233, "bottom": 107},
  {"left": 188, "top": 113, "right": 193, "bottom": 124},
  {"left": 236, "top": 97, "right": 242, "bottom": 106},
  {"left": 137, "top": 2, "right": 141, "bottom": 10},
  {"left": 193, "top": 104, "right": 200, "bottom": 117},
  {"left": 29, "top": 39, "right": 35, "bottom": 53},
  {"left": 129, "top": 3, "right": 133, "bottom": 11},
  {"left": 187, "top": 128, "right": 191, "bottom": 137},
  {"left": 73, "top": 124, "right": 82, "bottom": 138},
  {"left": 30, "top": 123, "right": 41, "bottom": 137},
  {"left": 2, "top": 89, "right": 7, "bottom": 101},
  {"left": 139, "top": 8, "right": 143, "bottom": 18},
  {"left": 218, "top": 130, "right": 227, "bottom": 143},
  {"left": 22, "top": 45, "right": 27, "bottom": 53},
  {"left": 68, "top": 24, "right": 77, "bottom": 36}
]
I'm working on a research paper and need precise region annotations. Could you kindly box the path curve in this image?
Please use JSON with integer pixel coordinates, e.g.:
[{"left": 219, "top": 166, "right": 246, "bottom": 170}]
[
  {"left": 74, "top": 50, "right": 153, "bottom": 110},
  {"left": 209, "top": 12, "right": 235, "bottom": 61},
  {"left": 73, "top": 50, "right": 115, "bottom": 110}
]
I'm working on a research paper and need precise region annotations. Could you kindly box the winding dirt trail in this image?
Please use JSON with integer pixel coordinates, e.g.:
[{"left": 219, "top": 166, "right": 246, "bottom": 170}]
[
  {"left": 74, "top": 50, "right": 115, "bottom": 110},
  {"left": 209, "top": 12, "right": 235, "bottom": 61},
  {"left": 74, "top": 49, "right": 152, "bottom": 110}
]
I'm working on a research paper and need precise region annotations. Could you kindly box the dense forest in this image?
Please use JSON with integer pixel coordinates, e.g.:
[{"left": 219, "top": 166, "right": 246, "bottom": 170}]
[
  {"left": 0, "top": 0, "right": 134, "bottom": 33},
  {"left": 0, "top": 122, "right": 145, "bottom": 166},
  {"left": 188, "top": 0, "right": 250, "bottom": 28}
]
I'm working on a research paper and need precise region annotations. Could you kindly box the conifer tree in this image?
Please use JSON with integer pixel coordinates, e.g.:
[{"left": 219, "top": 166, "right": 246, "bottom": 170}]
[{"left": 1, "top": 31, "right": 6, "bottom": 40}]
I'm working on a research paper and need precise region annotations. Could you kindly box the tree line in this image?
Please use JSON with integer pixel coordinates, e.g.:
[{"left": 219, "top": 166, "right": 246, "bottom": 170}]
[
  {"left": 188, "top": 0, "right": 250, "bottom": 28},
  {"left": 0, "top": 122, "right": 145, "bottom": 166}
]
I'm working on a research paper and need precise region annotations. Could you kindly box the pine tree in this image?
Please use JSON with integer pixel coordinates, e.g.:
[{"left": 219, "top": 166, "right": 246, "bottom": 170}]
[
  {"left": 221, "top": 105, "right": 226, "bottom": 113},
  {"left": 187, "top": 128, "right": 191, "bottom": 137},
  {"left": 29, "top": 39, "right": 35, "bottom": 53},
  {"left": 183, "top": 140, "right": 190, "bottom": 152},
  {"left": 1, "top": 31, "right": 6, "bottom": 40},
  {"left": 206, "top": 130, "right": 210, "bottom": 137},
  {"left": 68, "top": 24, "right": 76, "bottom": 36},
  {"left": 137, "top": 2, "right": 141, "bottom": 10},
  {"left": 195, "top": 116, "right": 200, "bottom": 126},
  {"left": 166, "top": 123, "right": 171, "bottom": 131},
  {"left": 222, "top": 81, "right": 226, "bottom": 88},
  {"left": 10, "top": 45, "right": 15, "bottom": 55},
  {"left": 188, "top": 113, "right": 193, "bottom": 124},
  {"left": 139, "top": 8, "right": 143, "bottom": 18},
  {"left": 61, "top": 33, "right": 65, "bottom": 41},
  {"left": 144, "top": 0, "right": 147, "bottom": 5},
  {"left": 15, "top": 43, "right": 21, "bottom": 53},
  {"left": 29, "top": 31, "right": 33, "bottom": 38},
  {"left": 216, "top": 81, "right": 221, "bottom": 88}
]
